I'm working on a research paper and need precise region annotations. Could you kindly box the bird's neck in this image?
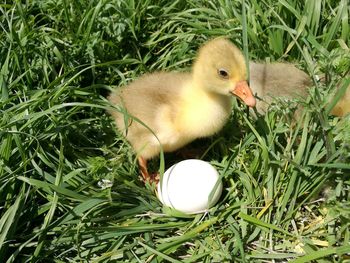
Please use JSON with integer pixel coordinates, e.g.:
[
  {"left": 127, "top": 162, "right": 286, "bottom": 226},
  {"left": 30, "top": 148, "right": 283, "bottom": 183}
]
[{"left": 175, "top": 79, "right": 232, "bottom": 139}]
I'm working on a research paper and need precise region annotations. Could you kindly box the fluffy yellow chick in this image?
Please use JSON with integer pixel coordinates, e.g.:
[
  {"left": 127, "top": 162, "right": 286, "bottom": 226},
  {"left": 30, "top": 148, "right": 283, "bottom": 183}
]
[
  {"left": 108, "top": 38, "right": 256, "bottom": 181},
  {"left": 249, "top": 62, "right": 311, "bottom": 113},
  {"left": 249, "top": 63, "right": 350, "bottom": 117},
  {"left": 330, "top": 78, "right": 350, "bottom": 117}
]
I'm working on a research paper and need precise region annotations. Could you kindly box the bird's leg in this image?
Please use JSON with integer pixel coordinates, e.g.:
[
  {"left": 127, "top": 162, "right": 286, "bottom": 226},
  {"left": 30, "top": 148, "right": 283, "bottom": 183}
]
[
  {"left": 138, "top": 156, "right": 149, "bottom": 181},
  {"left": 138, "top": 157, "right": 159, "bottom": 184}
]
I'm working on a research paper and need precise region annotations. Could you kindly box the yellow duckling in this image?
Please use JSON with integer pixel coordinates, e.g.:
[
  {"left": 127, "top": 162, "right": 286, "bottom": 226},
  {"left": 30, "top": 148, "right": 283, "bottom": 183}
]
[
  {"left": 108, "top": 38, "right": 256, "bottom": 181},
  {"left": 249, "top": 62, "right": 311, "bottom": 113},
  {"left": 249, "top": 63, "right": 349, "bottom": 117},
  {"left": 330, "top": 78, "right": 350, "bottom": 117}
]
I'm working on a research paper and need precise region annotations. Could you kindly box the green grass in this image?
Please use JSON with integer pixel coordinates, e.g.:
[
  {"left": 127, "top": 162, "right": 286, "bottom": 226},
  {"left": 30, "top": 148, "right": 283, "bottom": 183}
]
[{"left": 1, "top": 0, "right": 350, "bottom": 262}]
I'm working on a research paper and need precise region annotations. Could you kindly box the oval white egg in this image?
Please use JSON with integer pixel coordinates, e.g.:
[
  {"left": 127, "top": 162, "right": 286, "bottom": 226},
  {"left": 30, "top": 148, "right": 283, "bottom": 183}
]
[{"left": 157, "top": 159, "right": 223, "bottom": 214}]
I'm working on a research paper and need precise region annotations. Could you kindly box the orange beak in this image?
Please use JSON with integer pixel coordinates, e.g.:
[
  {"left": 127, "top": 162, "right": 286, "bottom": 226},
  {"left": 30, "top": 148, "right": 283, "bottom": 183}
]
[{"left": 231, "top": 81, "right": 256, "bottom": 107}]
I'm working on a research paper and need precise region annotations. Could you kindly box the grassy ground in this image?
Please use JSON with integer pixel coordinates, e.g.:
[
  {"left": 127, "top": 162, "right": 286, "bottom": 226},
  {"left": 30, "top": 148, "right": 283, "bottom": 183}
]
[{"left": 1, "top": 0, "right": 350, "bottom": 262}]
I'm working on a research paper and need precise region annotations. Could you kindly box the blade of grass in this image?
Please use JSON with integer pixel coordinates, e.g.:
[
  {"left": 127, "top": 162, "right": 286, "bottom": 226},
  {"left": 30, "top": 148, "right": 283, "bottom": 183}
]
[
  {"left": 0, "top": 184, "right": 26, "bottom": 259},
  {"left": 138, "top": 241, "right": 182, "bottom": 263},
  {"left": 290, "top": 244, "right": 350, "bottom": 263},
  {"left": 238, "top": 212, "right": 294, "bottom": 237}
]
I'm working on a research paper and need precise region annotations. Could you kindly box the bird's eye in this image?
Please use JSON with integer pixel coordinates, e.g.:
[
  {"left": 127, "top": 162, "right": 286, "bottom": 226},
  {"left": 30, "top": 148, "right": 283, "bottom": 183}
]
[{"left": 218, "top": 68, "right": 229, "bottom": 79}]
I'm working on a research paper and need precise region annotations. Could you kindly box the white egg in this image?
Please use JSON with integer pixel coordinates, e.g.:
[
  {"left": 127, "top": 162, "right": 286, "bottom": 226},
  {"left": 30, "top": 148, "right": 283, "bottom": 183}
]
[{"left": 157, "top": 159, "right": 223, "bottom": 214}]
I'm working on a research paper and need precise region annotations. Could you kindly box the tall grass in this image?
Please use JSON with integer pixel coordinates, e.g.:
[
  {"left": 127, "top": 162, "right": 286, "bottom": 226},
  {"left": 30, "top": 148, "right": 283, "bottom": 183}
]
[{"left": 0, "top": 0, "right": 349, "bottom": 262}]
